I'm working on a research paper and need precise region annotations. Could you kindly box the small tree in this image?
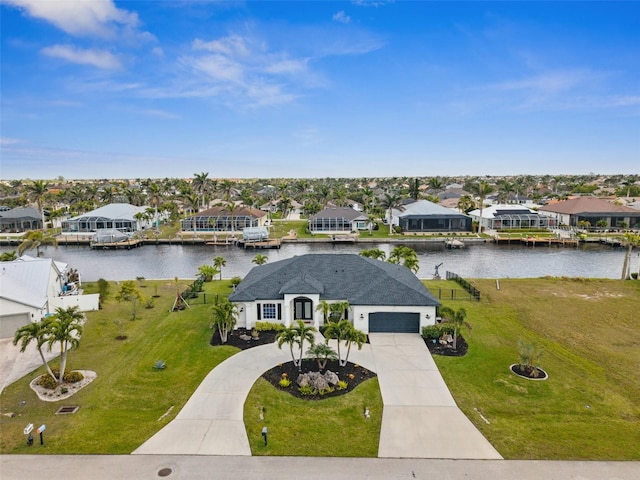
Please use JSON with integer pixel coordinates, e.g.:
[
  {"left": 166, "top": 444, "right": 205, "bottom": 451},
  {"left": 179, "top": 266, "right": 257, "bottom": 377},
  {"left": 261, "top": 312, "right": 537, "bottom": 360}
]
[
  {"left": 210, "top": 299, "right": 238, "bottom": 343},
  {"left": 323, "top": 319, "right": 351, "bottom": 366},
  {"left": 518, "top": 339, "right": 544, "bottom": 378},
  {"left": 116, "top": 280, "right": 144, "bottom": 320},
  {"left": 197, "top": 264, "right": 219, "bottom": 282},
  {"left": 97, "top": 278, "right": 110, "bottom": 308},
  {"left": 315, "top": 300, "right": 331, "bottom": 324},
  {"left": 343, "top": 327, "right": 367, "bottom": 366},
  {"left": 359, "top": 248, "right": 386, "bottom": 261},
  {"left": 438, "top": 306, "right": 471, "bottom": 350},
  {"left": 306, "top": 343, "right": 338, "bottom": 371},
  {"left": 329, "top": 301, "right": 350, "bottom": 322}
]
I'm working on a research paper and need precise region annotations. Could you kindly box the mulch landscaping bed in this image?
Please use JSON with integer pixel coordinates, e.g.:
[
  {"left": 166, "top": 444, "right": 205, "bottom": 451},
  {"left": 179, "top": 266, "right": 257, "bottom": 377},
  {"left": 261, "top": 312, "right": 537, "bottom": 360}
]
[
  {"left": 210, "top": 328, "right": 277, "bottom": 349},
  {"left": 424, "top": 335, "right": 468, "bottom": 357},
  {"left": 262, "top": 359, "right": 376, "bottom": 400}
]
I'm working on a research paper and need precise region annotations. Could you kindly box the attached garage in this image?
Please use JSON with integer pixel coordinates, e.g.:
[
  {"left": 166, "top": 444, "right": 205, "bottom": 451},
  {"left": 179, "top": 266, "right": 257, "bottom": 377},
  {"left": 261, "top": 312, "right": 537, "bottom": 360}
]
[
  {"left": 0, "top": 313, "right": 30, "bottom": 339},
  {"left": 368, "top": 312, "right": 420, "bottom": 333}
]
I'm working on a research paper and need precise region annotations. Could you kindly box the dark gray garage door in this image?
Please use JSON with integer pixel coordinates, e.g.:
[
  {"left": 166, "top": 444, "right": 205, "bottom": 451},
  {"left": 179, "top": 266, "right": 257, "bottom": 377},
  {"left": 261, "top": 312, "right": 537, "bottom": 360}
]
[{"left": 368, "top": 312, "right": 420, "bottom": 333}]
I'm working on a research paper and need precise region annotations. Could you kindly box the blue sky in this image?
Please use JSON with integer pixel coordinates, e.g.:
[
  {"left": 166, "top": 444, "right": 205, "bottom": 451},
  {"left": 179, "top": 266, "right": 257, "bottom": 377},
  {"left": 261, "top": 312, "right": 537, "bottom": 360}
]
[{"left": 1, "top": 1, "right": 638, "bottom": 180}]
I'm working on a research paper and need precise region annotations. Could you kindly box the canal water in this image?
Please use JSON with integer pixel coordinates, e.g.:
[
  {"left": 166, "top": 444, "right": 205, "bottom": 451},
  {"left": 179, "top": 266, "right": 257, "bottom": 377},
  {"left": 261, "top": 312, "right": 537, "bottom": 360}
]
[{"left": 1, "top": 241, "right": 631, "bottom": 282}]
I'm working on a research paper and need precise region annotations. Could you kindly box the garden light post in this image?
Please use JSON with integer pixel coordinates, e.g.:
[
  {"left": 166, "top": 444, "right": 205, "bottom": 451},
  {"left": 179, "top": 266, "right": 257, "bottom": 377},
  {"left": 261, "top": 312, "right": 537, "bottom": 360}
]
[
  {"left": 37, "top": 424, "right": 46, "bottom": 445},
  {"left": 24, "top": 423, "right": 33, "bottom": 446},
  {"left": 261, "top": 426, "right": 268, "bottom": 446}
]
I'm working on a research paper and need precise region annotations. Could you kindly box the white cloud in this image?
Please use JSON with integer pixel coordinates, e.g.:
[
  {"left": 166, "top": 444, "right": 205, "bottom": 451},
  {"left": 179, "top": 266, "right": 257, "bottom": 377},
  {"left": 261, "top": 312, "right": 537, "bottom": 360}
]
[
  {"left": 41, "top": 44, "right": 122, "bottom": 70},
  {"left": 0, "top": 137, "right": 20, "bottom": 145},
  {"left": 333, "top": 11, "right": 351, "bottom": 24},
  {"left": 490, "top": 70, "right": 590, "bottom": 94},
  {"left": 193, "top": 35, "right": 250, "bottom": 57},
  {"left": 3, "top": 0, "right": 140, "bottom": 38},
  {"left": 151, "top": 46, "right": 165, "bottom": 57}
]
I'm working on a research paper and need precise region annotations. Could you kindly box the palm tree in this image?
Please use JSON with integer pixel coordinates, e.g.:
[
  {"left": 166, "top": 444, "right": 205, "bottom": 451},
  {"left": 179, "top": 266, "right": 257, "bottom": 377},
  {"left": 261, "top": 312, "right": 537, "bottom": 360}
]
[
  {"left": 439, "top": 306, "right": 471, "bottom": 350},
  {"left": 388, "top": 245, "right": 419, "bottom": 273},
  {"left": 315, "top": 300, "right": 331, "bottom": 324},
  {"left": 408, "top": 178, "right": 421, "bottom": 200},
  {"left": 213, "top": 256, "right": 226, "bottom": 280},
  {"left": 380, "top": 193, "right": 404, "bottom": 234},
  {"left": 329, "top": 300, "right": 350, "bottom": 322},
  {"left": 252, "top": 253, "right": 268, "bottom": 265},
  {"left": 292, "top": 320, "right": 316, "bottom": 370},
  {"left": 306, "top": 343, "right": 338, "bottom": 371},
  {"left": 182, "top": 193, "right": 200, "bottom": 235},
  {"left": 428, "top": 177, "right": 444, "bottom": 196},
  {"left": 0, "top": 250, "right": 18, "bottom": 261},
  {"left": 27, "top": 180, "right": 50, "bottom": 230},
  {"left": 18, "top": 230, "right": 58, "bottom": 257},
  {"left": 457, "top": 195, "right": 477, "bottom": 214},
  {"left": 147, "top": 182, "right": 163, "bottom": 228},
  {"left": 197, "top": 264, "right": 218, "bottom": 282},
  {"left": 276, "top": 325, "right": 299, "bottom": 365},
  {"left": 323, "top": 319, "right": 352, "bottom": 366},
  {"left": 359, "top": 248, "right": 386, "bottom": 261},
  {"left": 13, "top": 317, "right": 57, "bottom": 381},
  {"left": 621, "top": 233, "right": 640, "bottom": 280},
  {"left": 471, "top": 181, "right": 495, "bottom": 234},
  {"left": 47, "top": 306, "right": 84, "bottom": 385},
  {"left": 210, "top": 299, "right": 238, "bottom": 343},
  {"left": 192, "top": 172, "right": 212, "bottom": 209},
  {"left": 342, "top": 327, "right": 367, "bottom": 366}
]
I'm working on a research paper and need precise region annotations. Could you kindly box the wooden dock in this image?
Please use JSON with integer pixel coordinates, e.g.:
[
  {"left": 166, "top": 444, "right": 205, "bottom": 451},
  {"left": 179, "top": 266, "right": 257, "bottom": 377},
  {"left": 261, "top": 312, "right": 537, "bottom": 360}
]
[
  {"left": 237, "top": 238, "right": 281, "bottom": 249},
  {"left": 90, "top": 238, "right": 144, "bottom": 250},
  {"left": 493, "top": 235, "right": 579, "bottom": 247}
]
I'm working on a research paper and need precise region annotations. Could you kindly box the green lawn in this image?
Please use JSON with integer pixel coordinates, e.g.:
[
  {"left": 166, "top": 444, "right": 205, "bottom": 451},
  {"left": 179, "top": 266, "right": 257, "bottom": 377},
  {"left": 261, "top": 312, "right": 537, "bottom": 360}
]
[
  {"left": 426, "top": 278, "right": 640, "bottom": 460},
  {"left": 0, "top": 279, "right": 238, "bottom": 454},
  {"left": 244, "top": 378, "right": 383, "bottom": 457}
]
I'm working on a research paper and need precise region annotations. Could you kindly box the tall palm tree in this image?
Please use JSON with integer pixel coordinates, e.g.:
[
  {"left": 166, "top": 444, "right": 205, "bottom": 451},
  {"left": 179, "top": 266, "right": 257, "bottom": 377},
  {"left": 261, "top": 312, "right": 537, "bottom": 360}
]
[
  {"left": 343, "top": 327, "right": 367, "bottom": 366},
  {"left": 276, "top": 326, "right": 298, "bottom": 365},
  {"left": 428, "top": 177, "right": 444, "bottom": 196},
  {"left": 210, "top": 299, "right": 238, "bottom": 343},
  {"left": 13, "top": 318, "right": 57, "bottom": 380},
  {"left": 471, "top": 181, "right": 495, "bottom": 234},
  {"left": 18, "top": 230, "right": 58, "bottom": 257},
  {"left": 408, "top": 178, "right": 421, "bottom": 200},
  {"left": 182, "top": 193, "right": 200, "bottom": 234},
  {"left": 388, "top": 245, "right": 419, "bottom": 273},
  {"left": 192, "top": 172, "right": 212, "bottom": 209},
  {"left": 213, "top": 256, "right": 226, "bottom": 280},
  {"left": 27, "top": 180, "right": 50, "bottom": 230},
  {"left": 47, "top": 306, "right": 84, "bottom": 385},
  {"left": 381, "top": 193, "right": 404, "bottom": 234},
  {"left": 621, "top": 233, "right": 640, "bottom": 280},
  {"left": 147, "top": 182, "right": 163, "bottom": 228},
  {"left": 323, "top": 319, "right": 354, "bottom": 366},
  {"left": 291, "top": 320, "right": 315, "bottom": 370},
  {"left": 315, "top": 300, "right": 331, "bottom": 324}
]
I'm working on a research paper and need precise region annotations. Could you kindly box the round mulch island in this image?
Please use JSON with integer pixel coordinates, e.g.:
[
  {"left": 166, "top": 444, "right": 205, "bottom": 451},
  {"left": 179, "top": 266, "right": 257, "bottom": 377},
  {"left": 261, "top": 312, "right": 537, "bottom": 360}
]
[{"left": 510, "top": 364, "right": 548, "bottom": 380}]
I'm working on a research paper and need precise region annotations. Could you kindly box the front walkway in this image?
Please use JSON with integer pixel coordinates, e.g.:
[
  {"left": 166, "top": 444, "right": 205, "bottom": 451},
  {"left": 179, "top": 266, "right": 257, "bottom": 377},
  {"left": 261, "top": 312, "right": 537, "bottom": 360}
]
[
  {"left": 136, "top": 333, "right": 501, "bottom": 459},
  {"left": 133, "top": 343, "right": 290, "bottom": 455}
]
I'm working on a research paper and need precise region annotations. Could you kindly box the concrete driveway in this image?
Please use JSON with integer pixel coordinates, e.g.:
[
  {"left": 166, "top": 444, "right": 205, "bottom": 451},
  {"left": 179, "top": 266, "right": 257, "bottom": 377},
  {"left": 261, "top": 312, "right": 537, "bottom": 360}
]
[
  {"left": 366, "top": 333, "right": 502, "bottom": 459},
  {"left": 0, "top": 337, "right": 60, "bottom": 394}
]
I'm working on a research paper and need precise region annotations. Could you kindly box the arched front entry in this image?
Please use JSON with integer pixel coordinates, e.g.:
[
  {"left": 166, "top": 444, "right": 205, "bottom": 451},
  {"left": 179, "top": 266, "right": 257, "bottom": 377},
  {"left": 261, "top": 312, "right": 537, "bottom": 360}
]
[{"left": 293, "top": 297, "right": 313, "bottom": 322}]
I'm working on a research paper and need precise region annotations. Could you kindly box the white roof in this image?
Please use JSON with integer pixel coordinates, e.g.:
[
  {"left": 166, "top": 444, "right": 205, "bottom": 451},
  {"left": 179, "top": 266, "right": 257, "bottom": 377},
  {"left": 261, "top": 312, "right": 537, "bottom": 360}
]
[
  {"left": 468, "top": 204, "right": 539, "bottom": 220},
  {"left": 0, "top": 256, "right": 65, "bottom": 309},
  {"left": 68, "top": 203, "right": 147, "bottom": 221},
  {"left": 393, "top": 200, "right": 467, "bottom": 217}
]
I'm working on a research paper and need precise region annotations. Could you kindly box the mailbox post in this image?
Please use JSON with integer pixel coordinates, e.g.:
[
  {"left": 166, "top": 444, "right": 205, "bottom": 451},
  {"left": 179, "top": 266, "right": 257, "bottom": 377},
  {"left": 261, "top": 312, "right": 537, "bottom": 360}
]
[
  {"left": 37, "top": 424, "right": 46, "bottom": 445},
  {"left": 261, "top": 426, "right": 268, "bottom": 446},
  {"left": 24, "top": 423, "right": 33, "bottom": 446}
]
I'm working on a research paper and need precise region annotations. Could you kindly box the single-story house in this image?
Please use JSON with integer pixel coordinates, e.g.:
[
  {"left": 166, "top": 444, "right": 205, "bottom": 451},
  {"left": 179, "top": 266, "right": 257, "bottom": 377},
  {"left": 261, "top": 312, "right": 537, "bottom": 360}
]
[
  {"left": 0, "top": 207, "right": 43, "bottom": 233},
  {"left": 0, "top": 255, "right": 99, "bottom": 338},
  {"left": 390, "top": 199, "right": 472, "bottom": 232},
  {"left": 308, "top": 207, "right": 370, "bottom": 234},
  {"left": 468, "top": 204, "right": 552, "bottom": 230},
  {"left": 180, "top": 205, "right": 268, "bottom": 232},
  {"left": 62, "top": 203, "right": 151, "bottom": 234},
  {"left": 228, "top": 253, "right": 440, "bottom": 334},
  {"left": 539, "top": 197, "right": 640, "bottom": 229}
]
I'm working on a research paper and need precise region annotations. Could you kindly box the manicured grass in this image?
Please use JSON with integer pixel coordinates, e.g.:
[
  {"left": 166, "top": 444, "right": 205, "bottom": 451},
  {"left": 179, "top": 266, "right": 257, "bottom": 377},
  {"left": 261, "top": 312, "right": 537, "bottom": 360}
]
[
  {"left": 244, "top": 377, "right": 383, "bottom": 457},
  {"left": 426, "top": 278, "right": 640, "bottom": 460},
  {"left": 0, "top": 279, "right": 238, "bottom": 454}
]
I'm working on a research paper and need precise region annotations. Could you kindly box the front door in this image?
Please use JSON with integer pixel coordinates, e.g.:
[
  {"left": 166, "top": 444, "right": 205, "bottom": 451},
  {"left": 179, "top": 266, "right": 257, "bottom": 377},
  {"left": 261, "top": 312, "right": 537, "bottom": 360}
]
[{"left": 293, "top": 297, "right": 313, "bottom": 322}]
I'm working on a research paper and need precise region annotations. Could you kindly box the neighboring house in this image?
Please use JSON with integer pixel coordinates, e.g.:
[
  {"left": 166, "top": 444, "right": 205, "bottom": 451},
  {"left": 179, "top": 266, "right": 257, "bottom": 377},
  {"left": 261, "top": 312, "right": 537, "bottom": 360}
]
[
  {"left": 539, "top": 197, "right": 640, "bottom": 229},
  {"left": 228, "top": 253, "right": 440, "bottom": 334},
  {"left": 468, "top": 204, "right": 552, "bottom": 231},
  {"left": 0, "top": 207, "right": 43, "bottom": 233},
  {"left": 391, "top": 199, "right": 472, "bottom": 232},
  {"left": 309, "top": 207, "right": 370, "bottom": 234},
  {"left": 0, "top": 255, "right": 99, "bottom": 338},
  {"left": 180, "top": 205, "right": 268, "bottom": 232},
  {"left": 62, "top": 203, "right": 151, "bottom": 234}
]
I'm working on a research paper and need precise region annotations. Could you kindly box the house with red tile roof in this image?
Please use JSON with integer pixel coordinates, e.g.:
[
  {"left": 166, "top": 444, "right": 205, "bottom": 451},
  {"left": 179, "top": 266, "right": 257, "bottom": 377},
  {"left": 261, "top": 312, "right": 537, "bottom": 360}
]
[{"left": 539, "top": 196, "right": 640, "bottom": 229}]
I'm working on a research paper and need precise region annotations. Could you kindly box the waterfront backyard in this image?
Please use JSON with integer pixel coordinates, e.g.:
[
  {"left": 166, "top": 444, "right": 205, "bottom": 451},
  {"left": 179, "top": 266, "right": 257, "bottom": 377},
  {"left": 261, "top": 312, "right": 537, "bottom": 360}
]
[{"left": 0, "top": 277, "right": 638, "bottom": 459}]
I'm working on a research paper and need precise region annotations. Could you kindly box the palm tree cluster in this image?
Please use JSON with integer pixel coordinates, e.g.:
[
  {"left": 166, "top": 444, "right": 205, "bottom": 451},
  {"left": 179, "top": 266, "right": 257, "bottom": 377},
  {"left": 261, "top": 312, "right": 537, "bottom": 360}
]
[
  {"left": 13, "top": 306, "right": 84, "bottom": 386},
  {"left": 360, "top": 245, "right": 420, "bottom": 274}
]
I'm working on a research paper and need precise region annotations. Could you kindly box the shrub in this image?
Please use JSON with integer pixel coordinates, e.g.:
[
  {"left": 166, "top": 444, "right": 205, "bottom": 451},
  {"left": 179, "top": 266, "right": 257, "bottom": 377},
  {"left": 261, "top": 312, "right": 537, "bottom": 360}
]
[
  {"left": 64, "top": 371, "right": 84, "bottom": 383},
  {"left": 318, "top": 386, "right": 335, "bottom": 396},
  {"left": 144, "top": 297, "right": 155, "bottom": 309},
  {"left": 61, "top": 387, "right": 69, "bottom": 394},
  {"left": 229, "top": 276, "right": 242, "bottom": 289},
  {"left": 298, "top": 385, "right": 318, "bottom": 396},
  {"left": 279, "top": 377, "right": 292, "bottom": 388},
  {"left": 254, "top": 321, "right": 285, "bottom": 332},
  {"left": 38, "top": 374, "right": 58, "bottom": 389},
  {"left": 421, "top": 324, "right": 455, "bottom": 340},
  {"left": 336, "top": 380, "right": 348, "bottom": 390}
]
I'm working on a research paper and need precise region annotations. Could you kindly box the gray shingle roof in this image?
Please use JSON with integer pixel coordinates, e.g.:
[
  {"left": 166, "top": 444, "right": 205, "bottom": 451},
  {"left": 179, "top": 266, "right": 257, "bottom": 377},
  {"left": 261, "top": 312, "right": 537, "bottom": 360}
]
[{"left": 229, "top": 254, "right": 439, "bottom": 307}]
